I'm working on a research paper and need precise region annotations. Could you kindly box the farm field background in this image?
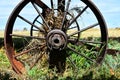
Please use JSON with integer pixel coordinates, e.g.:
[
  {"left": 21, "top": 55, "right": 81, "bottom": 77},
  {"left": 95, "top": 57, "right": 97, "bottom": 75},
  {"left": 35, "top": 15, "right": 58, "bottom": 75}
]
[
  {"left": 0, "top": 28, "right": 120, "bottom": 79},
  {"left": 1, "top": 28, "right": 120, "bottom": 37}
]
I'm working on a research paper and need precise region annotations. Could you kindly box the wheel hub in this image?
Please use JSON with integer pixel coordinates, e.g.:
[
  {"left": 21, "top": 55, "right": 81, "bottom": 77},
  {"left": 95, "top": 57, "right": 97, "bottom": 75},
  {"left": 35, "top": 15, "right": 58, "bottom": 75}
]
[{"left": 47, "top": 29, "right": 67, "bottom": 50}]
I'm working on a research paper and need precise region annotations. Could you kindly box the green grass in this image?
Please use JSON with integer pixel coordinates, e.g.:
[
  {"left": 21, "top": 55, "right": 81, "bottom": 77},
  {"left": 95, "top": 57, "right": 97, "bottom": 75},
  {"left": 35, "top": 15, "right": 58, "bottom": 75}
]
[
  {"left": 108, "top": 39, "right": 120, "bottom": 50},
  {"left": 0, "top": 39, "right": 120, "bottom": 80},
  {"left": 0, "top": 32, "right": 120, "bottom": 79},
  {"left": 0, "top": 48, "right": 10, "bottom": 69}
]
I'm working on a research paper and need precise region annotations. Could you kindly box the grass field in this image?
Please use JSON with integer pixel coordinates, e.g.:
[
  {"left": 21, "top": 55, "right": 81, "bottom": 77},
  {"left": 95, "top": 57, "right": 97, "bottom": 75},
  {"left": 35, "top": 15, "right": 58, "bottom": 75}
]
[
  {"left": 1, "top": 28, "right": 120, "bottom": 38},
  {"left": 0, "top": 40, "right": 120, "bottom": 79},
  {"left": 0, "top": 31, "right": 4, "bottom": 38},
  {"left": 0, "top": 29, "right": 120, "bottom": 79}
]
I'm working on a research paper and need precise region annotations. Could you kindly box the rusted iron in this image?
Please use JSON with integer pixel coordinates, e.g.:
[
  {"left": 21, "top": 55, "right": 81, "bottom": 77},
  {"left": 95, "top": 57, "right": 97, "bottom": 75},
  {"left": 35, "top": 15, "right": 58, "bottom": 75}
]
[
  {"left": 47, "top": 29, "right": 67, "bottom": 50},
  {"left": 4, "top": 0, "right": 108, "bottom": 74},
  {"left": 107, "top": 49, "right": 120, "bottom": 56}
]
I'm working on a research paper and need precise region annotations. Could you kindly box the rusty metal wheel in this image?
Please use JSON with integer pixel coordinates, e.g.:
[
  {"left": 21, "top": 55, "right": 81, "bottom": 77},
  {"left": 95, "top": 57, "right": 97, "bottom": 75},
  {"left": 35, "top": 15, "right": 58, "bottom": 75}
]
[
  {"left": 4, "top": 0, "right": 108, "bottom": 74},
  {"left": 30, "top": 15, "right": 40, "bottom": 36}
]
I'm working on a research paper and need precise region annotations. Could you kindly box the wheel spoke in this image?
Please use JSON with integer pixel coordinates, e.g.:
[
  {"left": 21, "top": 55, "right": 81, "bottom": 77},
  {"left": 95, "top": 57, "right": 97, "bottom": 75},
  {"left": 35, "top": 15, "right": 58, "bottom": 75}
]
[
  {"left": 65, "top": 11, "right": 80, "bottom": 32},
  {"left": 36, "top": 20, "right": 42, "bottom": 25},
  {"left": 51, "top": 0, "right": 54, "bottom": 9},
  {"left": 80, "top": 23, "right": 99, "bottom": 32},
  {"left": 79, "top": 40, "right": 103, "bottom": 44},
  {"left": 68, "top": 56, "right": 77, "bottom": 69},
  {"left": 61, "top": 0, "right": 71, "bottom": 29},
  {"left": 68, "top": 39, "right": 103, "bottom": 44},
  {"left": 68, "top": 6, "right": 88, "bottom": 27},
  {"left": 32, "top": 29, "right": 39, "bottom": 31},
  {"left": 68, "top": 26, "right": 77, "bottom": 30},
  {"left": 4, "top": 0, "right": 108, "bottom": 74},
  {"left": 30, "top": 52, "right": 45, "bottom": 69},
  {"left": 34, "top": 0, "right": 49, "bottom": 9},
  {"left": 10, "top": 34, "right": 45, "bottom": 40},
  {"left": 68, "top": 39, "right": 101, "bottom": 51},
  {"left": 15, "top": 42, "right": 46, "bottom": 57},
  {"left": 31, "top": 2, "right": 51, "bottom": 31},
  {"left": 14, "top": 47, "right": 37, "bottom": 58},
  {"left": 18, "top": 15, "right": 45, "bottom": 33},
  {"left": 32, "top": 15, "right": 44, "bottom": 26},
  {"left": 29, "top": 44, "right": 46, "bottom": 69},
  {"left": 58, "top": 0, "right": 65, "bottom": 12},
  {"left": 68, "top": 23, "right": 99, "bottom": 37},
  {"left": 67, "top": 46, "right": 96, "bottom": 63}
]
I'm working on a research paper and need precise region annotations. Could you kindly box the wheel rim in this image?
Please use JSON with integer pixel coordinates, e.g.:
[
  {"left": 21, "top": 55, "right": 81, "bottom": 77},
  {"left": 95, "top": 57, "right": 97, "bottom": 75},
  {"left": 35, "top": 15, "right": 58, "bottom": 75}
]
[{"left": 4, "top": 0, "right": 108, "bottom": 74}]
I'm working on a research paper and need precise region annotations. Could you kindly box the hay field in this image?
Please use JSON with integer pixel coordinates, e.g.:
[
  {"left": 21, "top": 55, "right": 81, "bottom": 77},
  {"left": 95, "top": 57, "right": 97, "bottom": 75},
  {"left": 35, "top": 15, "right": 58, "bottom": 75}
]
[
  {"left": 0, "top": 28, "right": 120, "bottom": 38},
  {"left": 108, "top": 28, "right": 120, "bottom": 37},
  {"left": 0, "top": 31, "right": 30, "bottom": 38},
  {"left": 81, "top": 28, "right": 120, "bottom": 38},
  {"left": 0, "top": 31, "right": 4, "bottom": 37}
]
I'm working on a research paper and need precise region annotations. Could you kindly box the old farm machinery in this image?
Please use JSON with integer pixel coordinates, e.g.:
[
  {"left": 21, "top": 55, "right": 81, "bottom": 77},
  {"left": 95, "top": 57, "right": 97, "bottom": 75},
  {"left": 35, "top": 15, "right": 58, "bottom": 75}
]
[{"left": 4, "top": 0, "right": 108, "bottom": 74}]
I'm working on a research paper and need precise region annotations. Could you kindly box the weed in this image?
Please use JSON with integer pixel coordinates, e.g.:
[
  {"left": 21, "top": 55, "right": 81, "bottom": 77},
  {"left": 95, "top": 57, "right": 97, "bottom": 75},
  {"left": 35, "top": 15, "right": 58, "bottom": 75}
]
[{"left": 0, "top": 38, "right": 120, "bottom": 79}]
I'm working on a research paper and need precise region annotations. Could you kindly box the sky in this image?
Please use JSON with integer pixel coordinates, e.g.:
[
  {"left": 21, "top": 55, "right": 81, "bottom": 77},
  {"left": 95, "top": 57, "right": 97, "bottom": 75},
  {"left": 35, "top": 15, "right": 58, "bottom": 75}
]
[{"left": 0, "top": 0, "right": 120, "bottom": 30}]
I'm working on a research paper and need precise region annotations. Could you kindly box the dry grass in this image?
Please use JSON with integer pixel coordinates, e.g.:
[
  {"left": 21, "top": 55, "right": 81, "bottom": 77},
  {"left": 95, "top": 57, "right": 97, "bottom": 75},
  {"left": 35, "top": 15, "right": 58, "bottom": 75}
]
[
  {"left": 0, "top": 28, "right": 120, "bottom": 38},
  {"left": 0, "top": 31, "right": 4, "bottom": 37},
  {"left": 13, "top": 31, "right": 30, "bottom": 36},
  {"left": 81, "top": 28, "right": 101, "bottom": 38},
  {"left": 80, "top": 28, "right": 120, "bottom": 38},
  {"left": 0, "top": 29, "right": 120, "bottom": 79},
  {"left": 108, "top": 28, "right": 120, "bottom": 37}
]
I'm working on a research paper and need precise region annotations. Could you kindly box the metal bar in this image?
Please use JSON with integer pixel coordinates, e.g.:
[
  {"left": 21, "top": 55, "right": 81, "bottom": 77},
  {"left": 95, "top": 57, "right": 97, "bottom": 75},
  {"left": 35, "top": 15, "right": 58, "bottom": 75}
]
[
  {"left": 58, "top": 0, "right": 65, "bottom": 12},
  {"left": 68, "top": 23, "right": 99, "bottom": 37},
  {"left": 67, "top": 46, "right": 96, "bottom": 63},
  {"left": 68, "top": 6, "right": 88, "bottom": 27},
  {"left": 61, "top": 0, "right": 71, "bottom": 29},
  {"left": 107, "top": 49, "right": 120, "bottom": 56},
  {"left": 30, "top": 45, "right": 46, "bottom": 69},
  {"left": 14, "top": 47, "right": 37, "bottom": 58},
  {"left": 18, "top": 15, "right": 45, "bottom": 32},
  {"left": 34, "top": 0, "right": 49, "bottom": 9},
  {"left": 80, "top": 23, "right": 99, "bottom": 32},
  {"left": 79, "top": 40, "right": 103, "bottom": 44},
  {"left": 68, "top": 56, "right": 77, "bottom": 69},
  {"left": 36, "top": 20, "right": 42, "bottom": 25},
  {"left": 68, "top": 39, "right": 103, "bottom": 44},
  {"left": 10, "top": 34, "right": 45, "bottom": 40},
  {"left": 30, "top": 53, "right": 44, "bottom": 69},
  {"left": 68, "top": 26, "right": 77, "bottom": 30},
  {"left": 32, "top": 29, "right": 39, "bottom": 31},
  {"left": 51, "top": 0, "right": 54, "bottom": 9},
  {"left": 32, "top": 3, "right": 51, "bottom": 31}
]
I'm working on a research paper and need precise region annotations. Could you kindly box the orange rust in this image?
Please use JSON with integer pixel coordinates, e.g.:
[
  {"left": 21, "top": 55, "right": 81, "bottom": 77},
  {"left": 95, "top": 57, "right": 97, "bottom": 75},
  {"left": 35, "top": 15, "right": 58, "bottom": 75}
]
[{"left": 12, "top": 59, "right": 26, "bottom": 74}]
